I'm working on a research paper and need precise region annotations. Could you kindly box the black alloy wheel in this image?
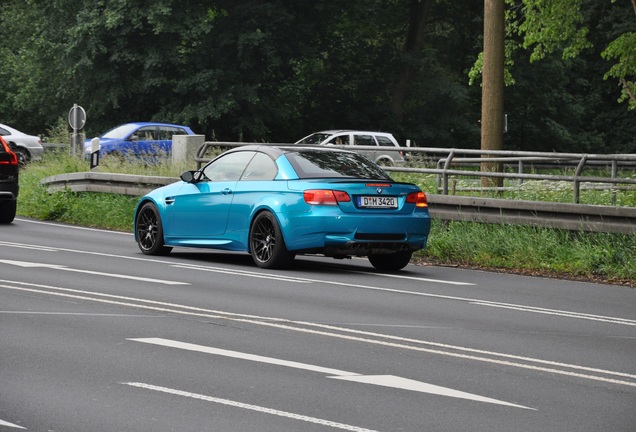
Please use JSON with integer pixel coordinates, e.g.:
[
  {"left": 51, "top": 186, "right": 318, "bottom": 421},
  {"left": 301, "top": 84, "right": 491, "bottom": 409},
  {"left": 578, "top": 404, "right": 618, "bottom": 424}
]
[
  {"left": 135, "top": 202, "right": 172, "bottom": 255},
  {"left": 249, "top": 211, "right": 294, "bottom": 269}
]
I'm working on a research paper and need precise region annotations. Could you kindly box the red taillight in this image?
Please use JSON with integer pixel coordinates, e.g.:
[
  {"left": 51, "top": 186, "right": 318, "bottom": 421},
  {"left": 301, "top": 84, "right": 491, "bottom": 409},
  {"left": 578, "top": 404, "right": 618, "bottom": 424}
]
[
  {"left": 0, "top": 138, "right": 18, "bottom": 165},
  {"left": 304, "top": 190, "right": 351, "bottom": 205},
  {"left": 406, "top": 191, "right": 428, "bottom": 208}
]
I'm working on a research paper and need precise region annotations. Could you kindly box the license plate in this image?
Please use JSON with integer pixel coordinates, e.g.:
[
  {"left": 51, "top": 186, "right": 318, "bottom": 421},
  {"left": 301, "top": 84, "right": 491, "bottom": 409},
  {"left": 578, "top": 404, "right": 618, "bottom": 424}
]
[{"left": 358, "top": 196, "right": 397, "bottom": 208}]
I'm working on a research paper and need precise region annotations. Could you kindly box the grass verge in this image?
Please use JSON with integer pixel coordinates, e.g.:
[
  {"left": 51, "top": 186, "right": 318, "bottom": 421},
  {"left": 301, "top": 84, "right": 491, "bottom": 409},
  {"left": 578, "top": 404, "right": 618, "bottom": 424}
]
[{"left": 16, "top": 152, "right": 636, "bottom": 287}]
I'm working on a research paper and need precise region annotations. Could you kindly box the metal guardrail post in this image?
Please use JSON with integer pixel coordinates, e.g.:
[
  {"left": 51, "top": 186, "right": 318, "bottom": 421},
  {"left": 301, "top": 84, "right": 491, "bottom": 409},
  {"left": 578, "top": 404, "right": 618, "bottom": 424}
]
[
  {"left": 441, "top": 149, "right": 456, "bottom": 195},
  {"left": 611, "top": 160, "right": 618, "bottom": 205},
  {"left": 574, "top": 155, "right": 588, "bottom": 204}
]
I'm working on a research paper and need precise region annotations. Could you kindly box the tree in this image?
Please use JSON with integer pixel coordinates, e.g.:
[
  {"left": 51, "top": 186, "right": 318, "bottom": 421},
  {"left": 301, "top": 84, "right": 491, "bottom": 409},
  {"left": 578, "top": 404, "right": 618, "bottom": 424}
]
[
  {"left": 470, "top": 0, "right": 636, "bottom": 155},
  {"left": 601, "top": 0, "right": 636, "bottom": 109},
  {"left": 481, "top": 0, "right": 505, "bottom": 187},
  {"left": 0, "top": 0, "right": 631, "bottom": 153},
  {"left": 509, "top": 0, "right": 636, "bottom": 110},
  {"left": 391, "top": 0, "right": 432, "bottom": 121}
]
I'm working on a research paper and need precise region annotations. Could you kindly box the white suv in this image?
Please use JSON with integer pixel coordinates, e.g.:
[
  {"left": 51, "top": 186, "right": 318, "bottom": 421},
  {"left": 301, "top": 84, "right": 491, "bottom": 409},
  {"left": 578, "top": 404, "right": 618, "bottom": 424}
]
[{"left": 295, "top": 130, "right": 405, "bottom": 166}]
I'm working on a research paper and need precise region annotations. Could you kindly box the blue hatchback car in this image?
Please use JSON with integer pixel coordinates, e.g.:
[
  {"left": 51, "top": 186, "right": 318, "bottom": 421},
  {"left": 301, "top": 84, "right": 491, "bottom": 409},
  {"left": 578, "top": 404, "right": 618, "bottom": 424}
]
[
  {"left": 84, "top": 122, "right": 195, "bottom": 159},
  {"left": 134, "top": 145, "right": 431, "bottom": 271}
]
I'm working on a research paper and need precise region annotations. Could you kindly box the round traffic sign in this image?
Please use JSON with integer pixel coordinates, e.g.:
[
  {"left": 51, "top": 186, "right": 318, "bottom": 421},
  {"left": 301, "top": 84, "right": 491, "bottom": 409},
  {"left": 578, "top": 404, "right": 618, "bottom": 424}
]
[{"left": 68, "top": 105, "right": 86, "bottom": 130}]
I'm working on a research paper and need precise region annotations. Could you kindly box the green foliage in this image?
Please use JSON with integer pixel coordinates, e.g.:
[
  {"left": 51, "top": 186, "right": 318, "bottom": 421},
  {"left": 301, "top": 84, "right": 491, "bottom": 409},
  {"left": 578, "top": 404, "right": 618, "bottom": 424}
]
[
  {"left": 421, "top": 221, "right": 636, "bottom": 282},
  {"left": 493, "top": 0, "right": 636, "bottom": 113},
  {"left": 602, "top": 32, "right": 636, "bottom": 109},
  {"left": 0, "top": 0, "right": 633, "bottom": 154},
  {"left": 17, "top": 152, "right": 140, "bottom": 229},
  {"left": 513, "top": 0, "right": 592, "bottom": 62}
]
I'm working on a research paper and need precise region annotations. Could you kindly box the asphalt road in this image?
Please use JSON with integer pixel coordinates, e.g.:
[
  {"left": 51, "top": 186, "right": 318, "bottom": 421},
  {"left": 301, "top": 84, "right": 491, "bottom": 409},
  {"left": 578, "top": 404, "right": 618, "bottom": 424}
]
[{"left": 1, "top": 218, "right": 635, "bottom": 432}]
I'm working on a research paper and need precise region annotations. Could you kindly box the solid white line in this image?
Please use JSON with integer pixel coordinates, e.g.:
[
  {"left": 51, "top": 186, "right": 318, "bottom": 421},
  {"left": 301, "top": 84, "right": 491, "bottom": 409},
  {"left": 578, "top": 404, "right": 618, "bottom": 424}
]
[
  {"left": 171, "top": 264, "right": 313, "bottom": 283},
  {"left": 5, "top": 240, "right": 633, "bottom": 328},
  {"left": 0, "top": 311, "right": 161, "bottom": 317},
  {"left": 0, "top": 259, "right": 188, "bottom": 286},
  {"left": 353, "top": 269, "right": 475, "bottom": 286},
  {"left": 1, "top": 241, "right": 475, "bottom": 287},
  {"left": 56, "top": 267, "right": 189, "bottom": 285},
  {"left": 0, "top": 240, "right": 58, "bottom": 252},
  {"left": 122, "top": 382, "right": 380, "bottom": 432},
  {"left": 2, "top": 280, "right": 635, "bottom": 388},
  {"left": 0, "top": 419, "right": 26, "bottom": 429},
  {"left": 474, "top": 301, "right": 636, "bottom": 326},
  {"left": 15, "top": 218, "right": 131, "bottom": 235}
]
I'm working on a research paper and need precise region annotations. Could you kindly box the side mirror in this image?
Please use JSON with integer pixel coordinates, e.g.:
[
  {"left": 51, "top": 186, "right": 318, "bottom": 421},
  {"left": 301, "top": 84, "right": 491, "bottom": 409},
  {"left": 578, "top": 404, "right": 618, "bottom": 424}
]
[{"left": 180, "top": 170, "right": 201, "bottom": 183}]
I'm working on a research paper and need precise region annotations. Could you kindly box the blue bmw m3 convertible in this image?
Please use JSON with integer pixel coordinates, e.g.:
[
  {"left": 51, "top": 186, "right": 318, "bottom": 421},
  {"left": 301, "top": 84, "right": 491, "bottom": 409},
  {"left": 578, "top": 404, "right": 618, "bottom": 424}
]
[{"left": 134, "top": 145, "right": 431, "bottom": 271}]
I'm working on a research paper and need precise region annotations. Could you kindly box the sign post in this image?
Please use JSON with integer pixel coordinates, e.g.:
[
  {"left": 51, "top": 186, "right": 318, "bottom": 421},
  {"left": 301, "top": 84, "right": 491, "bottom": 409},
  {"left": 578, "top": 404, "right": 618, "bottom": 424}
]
[
  {"left": 89, "top": 137, "right": 100, "bottom": 169},
  {"left": 68, "top": 104, "right": 86, "bottom": 157}
]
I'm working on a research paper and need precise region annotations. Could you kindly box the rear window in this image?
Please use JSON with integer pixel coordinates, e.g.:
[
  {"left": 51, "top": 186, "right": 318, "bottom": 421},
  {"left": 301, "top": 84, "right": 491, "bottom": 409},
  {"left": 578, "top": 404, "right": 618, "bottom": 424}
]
[
  {"left": 285, "top": 150, "right": 393, "bottom": 180},
  {"left": 376, "top": 136, "right": 397, "bottom": 147}
]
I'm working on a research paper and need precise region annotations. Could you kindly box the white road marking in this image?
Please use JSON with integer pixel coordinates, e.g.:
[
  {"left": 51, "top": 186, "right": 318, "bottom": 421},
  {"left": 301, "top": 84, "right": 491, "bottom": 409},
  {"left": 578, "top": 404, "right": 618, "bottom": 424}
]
[
  {"left": 5, "top": 240, "right": 634, "bottom": 327},
  {"left": 0, "top": 259, "right": 188, "bottom": 286},
  {"left": 351, "top": 269, "right": 475, "bottom": 285},
  {"left": 329, "top": 375, "right": 529, "bottom": 409},
  {"left": 0, "top": 240, "right": 58, "bottom": 252},
  {"left": 473, "top": 301, "right": 636, "bottom": 326},
  {"left": 2, "top": 279, "right": 635, "bottom": 388},
  {"left": 130, "top": 337, "right": 360, "bottom": 376},
  {"left": 0, "top": 419, "right": 25, "bottom": 429},
  {"left": 0, "top": 240, "right": 473, "bottom": 287},
  {"left": 129, "top": 337, "right": 533, "bottom": 410},
  {"left": 0, "top": 311, "right": 161, "bottom": 317},
  {"left": 171, "top": 263, "right": 313, "bottom": 283},
  {"left": 122, "top": 382, "right": 379, "bottom": 432},
  {"left": 15, "top": 218, "right": 131, "bottom": 235}
]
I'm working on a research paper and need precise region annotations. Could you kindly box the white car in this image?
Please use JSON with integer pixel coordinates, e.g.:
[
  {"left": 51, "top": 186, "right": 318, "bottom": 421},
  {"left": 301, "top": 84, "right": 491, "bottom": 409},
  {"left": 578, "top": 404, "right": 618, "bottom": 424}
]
[
  {"left": 295, "top": 130, "right": 406, "bottom": 166},
  {"left": 0, "top": 123, "right": 44, "bottom": 165}
]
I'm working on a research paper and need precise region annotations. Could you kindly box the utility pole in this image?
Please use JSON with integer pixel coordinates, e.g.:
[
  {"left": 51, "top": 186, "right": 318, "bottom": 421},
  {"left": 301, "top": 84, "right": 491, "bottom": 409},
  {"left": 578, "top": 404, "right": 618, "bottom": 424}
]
[{"left": 481, "top": 0, "right": 505, "bottom": 189}]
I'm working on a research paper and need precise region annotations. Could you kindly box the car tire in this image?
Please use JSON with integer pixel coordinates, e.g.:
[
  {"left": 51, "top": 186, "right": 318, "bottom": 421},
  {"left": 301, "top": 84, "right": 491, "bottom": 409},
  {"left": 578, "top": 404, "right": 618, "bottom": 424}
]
[
  {"left": 11, "top": 146, "right": 29, "bottom": 166},
  {"left": 0, "top": 200, "right": 17, "bottom": 224},
  {"left": 135, "top": 202, "right": 172, "bottom": 255},
  {"left": 368, "top": 251, "right": 412, "bottom": 272},
  {"left": 249, "top": 211, "right": 295, "bottom": 269}
]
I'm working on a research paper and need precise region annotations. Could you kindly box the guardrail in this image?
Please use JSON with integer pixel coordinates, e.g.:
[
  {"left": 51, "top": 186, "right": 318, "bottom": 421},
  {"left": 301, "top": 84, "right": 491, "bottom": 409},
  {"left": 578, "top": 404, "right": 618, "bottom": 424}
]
[
  {"left": 40, "top": 172, "right": 636, "bottom": 234},
  {"left": 41, "top": 172, "right": 177, "bottom": 196},
  {"left": 194, "top": 142, "right": 636, "bottom": 205}
]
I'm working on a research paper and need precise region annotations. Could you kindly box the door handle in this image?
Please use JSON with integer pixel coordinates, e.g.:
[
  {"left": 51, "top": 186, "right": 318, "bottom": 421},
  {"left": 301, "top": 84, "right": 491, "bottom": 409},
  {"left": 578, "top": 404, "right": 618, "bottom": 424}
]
[{"left": 221, "top": 188, "right": 232, "bottom": 195}]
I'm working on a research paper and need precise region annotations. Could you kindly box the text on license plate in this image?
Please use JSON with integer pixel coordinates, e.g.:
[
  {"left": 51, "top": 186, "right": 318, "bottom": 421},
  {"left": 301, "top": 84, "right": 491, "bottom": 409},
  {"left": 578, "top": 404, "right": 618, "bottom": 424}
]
[{"left": 358, "top": 196, "right": 398, "bottom": 208}]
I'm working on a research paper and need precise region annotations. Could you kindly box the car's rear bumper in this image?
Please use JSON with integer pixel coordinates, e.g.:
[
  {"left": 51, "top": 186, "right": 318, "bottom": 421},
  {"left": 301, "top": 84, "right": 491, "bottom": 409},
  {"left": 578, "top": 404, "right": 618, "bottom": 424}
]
[
  {"left": 0, "top": 190, "right": 18, "bottom": 201},
  {"left": 281, "top": 211, "right": 430, "bottom": 255}
]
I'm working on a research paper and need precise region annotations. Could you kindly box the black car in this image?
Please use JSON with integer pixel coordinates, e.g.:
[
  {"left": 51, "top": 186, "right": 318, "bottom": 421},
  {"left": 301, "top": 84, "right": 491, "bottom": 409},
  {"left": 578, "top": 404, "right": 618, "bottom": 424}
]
[{"left": 0, "top": 136, "right": 19, "bottom": 223}]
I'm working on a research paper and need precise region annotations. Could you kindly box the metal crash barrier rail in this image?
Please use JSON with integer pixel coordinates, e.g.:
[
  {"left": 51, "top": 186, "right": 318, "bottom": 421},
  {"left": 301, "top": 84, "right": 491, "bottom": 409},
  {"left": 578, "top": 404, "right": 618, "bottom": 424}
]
[{"left": 37, "top": 142, "right": 636, "bottom": 235}]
